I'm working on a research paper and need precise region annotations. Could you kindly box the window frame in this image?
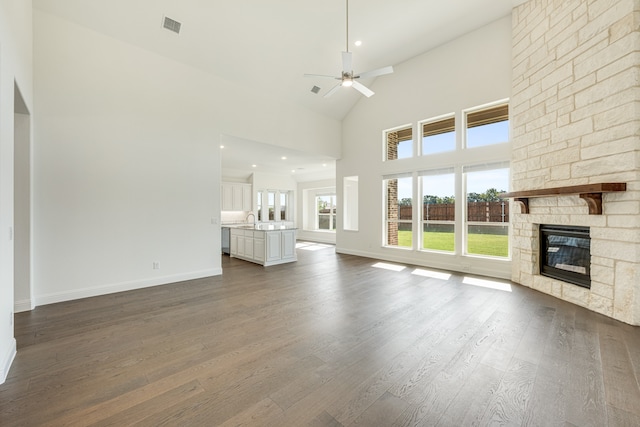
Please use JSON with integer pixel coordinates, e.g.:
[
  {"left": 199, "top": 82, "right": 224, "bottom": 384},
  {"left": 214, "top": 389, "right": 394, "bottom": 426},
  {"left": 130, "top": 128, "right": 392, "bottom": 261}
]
[
  {"left": 419, "top": 168, "right": 456, "bottom": 253},
  {"left": 383, "top": 124, "right": 414, "bottom": 161},
  {"left": 419, "top": 113, "right": 457, "bottom": 156},
  {"left": 463, "top": 102, "right": 509, "bottom": 149},
  {"left": 462, "top": 162, "right": 511, "bottom": 259},
  {"left": 315, "top": 194, "right": 336, "bottom": 231}
]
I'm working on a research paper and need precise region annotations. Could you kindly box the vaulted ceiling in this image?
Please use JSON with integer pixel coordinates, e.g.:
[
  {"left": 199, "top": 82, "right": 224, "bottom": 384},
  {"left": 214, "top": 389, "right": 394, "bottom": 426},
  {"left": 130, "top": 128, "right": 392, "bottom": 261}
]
[{"left": 32, "top": 0, "right": 525, "bottom": 180}]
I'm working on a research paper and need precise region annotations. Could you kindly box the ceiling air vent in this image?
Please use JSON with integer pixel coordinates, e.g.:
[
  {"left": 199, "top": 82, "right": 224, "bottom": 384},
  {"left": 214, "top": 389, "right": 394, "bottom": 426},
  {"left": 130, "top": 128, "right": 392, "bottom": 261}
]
[
  {"left": 162, "top": 16, "right": 182, "bottom": 34},
  {"left": 311, "top": 86, "right": 321, "bottom": 94}
]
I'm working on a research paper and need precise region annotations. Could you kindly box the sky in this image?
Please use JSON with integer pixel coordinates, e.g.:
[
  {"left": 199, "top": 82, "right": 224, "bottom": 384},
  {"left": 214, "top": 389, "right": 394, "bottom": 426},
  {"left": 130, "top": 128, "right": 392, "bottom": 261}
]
[{"left": 393, "top": 120, "right": 510, "bottom": 200}]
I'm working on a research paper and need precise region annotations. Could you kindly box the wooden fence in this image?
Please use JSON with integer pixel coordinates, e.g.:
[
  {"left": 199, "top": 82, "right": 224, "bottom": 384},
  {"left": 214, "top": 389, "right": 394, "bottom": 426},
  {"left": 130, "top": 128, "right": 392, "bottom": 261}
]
[{"left": 398, "top": 201, "right": 509, "bottom": 222}]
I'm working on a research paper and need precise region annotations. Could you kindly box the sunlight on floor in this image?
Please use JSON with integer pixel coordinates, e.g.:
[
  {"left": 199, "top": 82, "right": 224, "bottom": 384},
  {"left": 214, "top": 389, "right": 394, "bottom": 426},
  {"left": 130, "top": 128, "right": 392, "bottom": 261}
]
[
  {"left": 371, "top": 262, "right": 406, "bottom": 272},
  {"left": 411, "top": 268, "right": 452, "bottom": 280},
  {"left": 462, "top": 276, "right": 512, "bottom": 292},
  {"left": 296, "top": 241, "right": 334, "bottom": 251}
]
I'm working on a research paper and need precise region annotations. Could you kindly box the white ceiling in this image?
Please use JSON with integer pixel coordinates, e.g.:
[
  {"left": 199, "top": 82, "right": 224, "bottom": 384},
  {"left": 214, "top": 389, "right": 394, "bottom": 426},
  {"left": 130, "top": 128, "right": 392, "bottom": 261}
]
[
  {"left": 33, "top": 0, "right": 525, "bottom": 180},
  {"left": 220, "top": 134, "right": 336, "bottom": 183}
]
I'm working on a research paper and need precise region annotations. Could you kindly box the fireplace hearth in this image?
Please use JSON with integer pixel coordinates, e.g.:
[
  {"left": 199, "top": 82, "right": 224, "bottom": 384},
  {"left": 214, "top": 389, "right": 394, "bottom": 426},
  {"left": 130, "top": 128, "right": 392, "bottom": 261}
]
[{"left": 540, "top": 225, "right": 591, "bottom": 289}]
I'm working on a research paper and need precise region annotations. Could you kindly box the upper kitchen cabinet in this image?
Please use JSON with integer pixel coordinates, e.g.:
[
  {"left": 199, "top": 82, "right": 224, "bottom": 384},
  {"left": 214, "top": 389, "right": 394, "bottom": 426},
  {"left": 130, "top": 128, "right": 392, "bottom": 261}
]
[{"left": 221, "top": 182, "right": 252, "bottom": 211}]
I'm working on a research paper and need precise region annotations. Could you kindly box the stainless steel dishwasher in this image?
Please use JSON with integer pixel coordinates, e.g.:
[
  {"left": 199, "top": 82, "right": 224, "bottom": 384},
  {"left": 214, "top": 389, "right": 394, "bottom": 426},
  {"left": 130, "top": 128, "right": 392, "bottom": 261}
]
[{"left": 221, "top": 227, "right": 230, "bottom": 254}]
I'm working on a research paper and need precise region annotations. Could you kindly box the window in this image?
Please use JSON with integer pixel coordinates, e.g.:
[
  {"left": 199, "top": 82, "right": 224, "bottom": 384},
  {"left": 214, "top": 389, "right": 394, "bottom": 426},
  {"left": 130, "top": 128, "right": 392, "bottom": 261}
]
[
  {"left": 343, "top": 176, "right": 359, "bottom": 231},
  {"left": 316, "top": 195, "right": 336, "bottom": 230},
  {"left": 379, "top": 101, "right": 510, "bottom": 261},
  {"left": 279, "top": 192, "right": 288, "bottom": 221},
  {"left": 257, "top": 192, "right": 263, "bottom": 221},
  {"left": 267, "top": 191, "right": 276, "bottom": 221},
  {"left": 466, "top": 104, "right": 509, "bottom": 148},
  {"left": 421, "top": 116, "right": 455, "bottom": 155},
  {"left": 420, "top": 170, "right": 455, "bottom": 252},
  {"left": 464, "top": 164, "right": 509, "bottom": 258},
  {"left": 384, "top": 175, "right": 413, "bottom": 248},
  {"left": 256, "top": 189, "right": 291, "bottom": 222},
  {"left": 385, "top": 126, "right": 413, "bottom": 160}
]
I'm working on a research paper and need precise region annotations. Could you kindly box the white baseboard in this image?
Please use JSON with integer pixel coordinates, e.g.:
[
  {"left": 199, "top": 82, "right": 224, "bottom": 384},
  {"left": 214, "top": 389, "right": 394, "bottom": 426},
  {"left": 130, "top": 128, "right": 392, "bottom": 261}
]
[
  {"left": 14, "top": 299, "right": 33, "bottom": 313},
  {"left": 0, "top": 338, "right": 17, "bottom": 385},
  {"left": 335, "top": 247, "right": 511, "bottom": 280},
  {"left": 34, "top": 268, "right": 223, "bottom": 307}
]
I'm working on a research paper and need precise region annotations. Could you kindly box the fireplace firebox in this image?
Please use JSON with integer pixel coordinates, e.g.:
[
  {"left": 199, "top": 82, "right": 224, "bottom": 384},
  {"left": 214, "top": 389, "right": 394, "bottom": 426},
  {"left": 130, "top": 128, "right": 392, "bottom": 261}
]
[{"left": 540, "top": 225, "right": 591, "bottom": 288}]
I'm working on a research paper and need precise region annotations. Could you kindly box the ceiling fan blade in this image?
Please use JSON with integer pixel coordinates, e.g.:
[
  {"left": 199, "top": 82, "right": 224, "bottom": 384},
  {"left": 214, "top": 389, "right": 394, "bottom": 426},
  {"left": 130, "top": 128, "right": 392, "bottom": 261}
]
[
  {"left": 352, "top": 81, "right": 374, "bottom": 98},
  {"left": 342, "top": 51, "right": 352, "bottom": 72},
  {"left": 304, "top": 73, "right": 339, "bottom": 79},
  {"left": 324, "top": 83, "right": 342, "bottom": 98},
  {"left": 356, "top": 65, "right": 394, "bottom": 79}
]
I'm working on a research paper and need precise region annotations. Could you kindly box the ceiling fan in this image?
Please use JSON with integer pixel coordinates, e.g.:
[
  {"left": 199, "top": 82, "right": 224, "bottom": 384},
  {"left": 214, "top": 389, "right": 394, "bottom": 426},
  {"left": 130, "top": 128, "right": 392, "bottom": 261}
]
[{"left": 304, "top": 0, "right": 393, "bottom": 98}]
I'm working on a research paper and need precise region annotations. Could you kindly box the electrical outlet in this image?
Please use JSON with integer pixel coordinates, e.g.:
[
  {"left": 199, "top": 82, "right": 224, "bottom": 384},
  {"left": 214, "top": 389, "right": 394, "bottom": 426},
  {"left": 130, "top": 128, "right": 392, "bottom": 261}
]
[{"left": 152, "top": 261, "right": 160, "bottom": 270}]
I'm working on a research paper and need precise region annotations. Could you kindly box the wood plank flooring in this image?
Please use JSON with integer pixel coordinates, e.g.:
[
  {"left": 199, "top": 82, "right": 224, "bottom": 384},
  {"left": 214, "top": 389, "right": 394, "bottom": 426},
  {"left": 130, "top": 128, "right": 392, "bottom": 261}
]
[{"left": 2, "top": 242, "right": 640, "bottom": 426}]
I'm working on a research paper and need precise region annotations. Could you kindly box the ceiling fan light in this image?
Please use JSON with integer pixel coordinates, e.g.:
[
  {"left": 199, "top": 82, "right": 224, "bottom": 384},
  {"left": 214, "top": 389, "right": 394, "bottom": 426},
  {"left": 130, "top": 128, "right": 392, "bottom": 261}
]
[{"left": 342, "top": 79, "right": 353, "bottom": 87}]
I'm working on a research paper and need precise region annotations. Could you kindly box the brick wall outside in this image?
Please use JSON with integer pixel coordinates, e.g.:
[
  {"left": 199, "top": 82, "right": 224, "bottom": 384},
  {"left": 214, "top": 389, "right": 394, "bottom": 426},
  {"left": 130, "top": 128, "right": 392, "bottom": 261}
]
[
  {"left": 511, "top": 0, "right": 640, "bottom": 324},
  {"left": 387, "top": 130, "right": 399, "bottom": 161},
  {"left": 387, "top": 179, "right": 399, "bottom": 245}
]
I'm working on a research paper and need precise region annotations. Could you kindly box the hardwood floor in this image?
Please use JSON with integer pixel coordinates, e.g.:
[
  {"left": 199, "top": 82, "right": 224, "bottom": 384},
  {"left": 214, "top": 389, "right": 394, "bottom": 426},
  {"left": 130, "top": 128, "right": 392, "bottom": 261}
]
[{"left": 2, "top": 243, "right": 640, "bottom": 426}]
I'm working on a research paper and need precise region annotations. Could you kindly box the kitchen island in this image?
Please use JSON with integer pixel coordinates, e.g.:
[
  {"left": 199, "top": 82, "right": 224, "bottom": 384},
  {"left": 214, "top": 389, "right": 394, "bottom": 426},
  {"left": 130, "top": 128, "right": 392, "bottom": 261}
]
[{"left": 229, "top": 224, "right": 297, "bottom": 266}]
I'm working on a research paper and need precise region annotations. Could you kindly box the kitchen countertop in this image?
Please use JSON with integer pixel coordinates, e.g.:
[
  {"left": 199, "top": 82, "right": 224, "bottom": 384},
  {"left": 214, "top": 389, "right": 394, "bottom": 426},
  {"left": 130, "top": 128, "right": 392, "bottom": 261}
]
[{"left": 222, "top": 223, "right": 297, "bottom": 231}]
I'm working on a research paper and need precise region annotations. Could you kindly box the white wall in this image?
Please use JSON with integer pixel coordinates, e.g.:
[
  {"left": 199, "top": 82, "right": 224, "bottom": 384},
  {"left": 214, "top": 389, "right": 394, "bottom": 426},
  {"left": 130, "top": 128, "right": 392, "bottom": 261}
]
[
  {"left": 0, "top": 0, "right": 33, "bottom": 384},
  {"left": 337, "top": 16, "right": 513, "bottom": 279},
  {"left": 32, "top": 10, "right": 340, "bottom": 305}
]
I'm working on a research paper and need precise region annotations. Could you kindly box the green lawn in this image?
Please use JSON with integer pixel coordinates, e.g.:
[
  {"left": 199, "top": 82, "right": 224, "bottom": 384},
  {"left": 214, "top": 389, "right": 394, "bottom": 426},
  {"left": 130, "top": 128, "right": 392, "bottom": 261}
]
[{"left": 396, "top": 231, "right": 508, "bottom": 257}]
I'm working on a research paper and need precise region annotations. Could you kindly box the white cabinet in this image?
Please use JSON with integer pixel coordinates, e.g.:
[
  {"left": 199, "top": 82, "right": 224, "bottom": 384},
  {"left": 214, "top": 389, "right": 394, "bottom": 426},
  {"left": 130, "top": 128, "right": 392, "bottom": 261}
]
[
  {"left": 222, "top": 184, "right": 234, "bottom": 211},
  {"left": 254, "top": 233, "right": 265, "bottom": 262},
  {"left": 230, "top": 231, "right": 238, "bottom": 256},
  {"left": 221, "top": 183, "right": 252, "bottom": 211},
  {"left": 229, "top": 227, "right": 296, "bottom": 266},
  {"left": 265, "top": 232, "right": 282, "bottom": 263},
  {"left": 281, "top": 230, "right": 296, "bottom": 260},
  {"left": 243, "top": 185, "right": 252, "bottom": 212}
]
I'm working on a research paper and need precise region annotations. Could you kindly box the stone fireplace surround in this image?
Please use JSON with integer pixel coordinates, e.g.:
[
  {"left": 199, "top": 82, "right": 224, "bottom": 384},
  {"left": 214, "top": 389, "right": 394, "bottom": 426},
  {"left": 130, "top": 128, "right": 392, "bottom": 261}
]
[{"left": 510, "top": 0, "right": 640, "bottom": 325}]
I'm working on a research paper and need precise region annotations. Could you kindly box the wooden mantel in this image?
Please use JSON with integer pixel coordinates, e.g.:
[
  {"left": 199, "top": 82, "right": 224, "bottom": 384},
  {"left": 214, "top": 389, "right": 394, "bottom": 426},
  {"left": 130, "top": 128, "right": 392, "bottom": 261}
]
[{"left": 500, "top": 183, "right": 626, "bottom": 215}]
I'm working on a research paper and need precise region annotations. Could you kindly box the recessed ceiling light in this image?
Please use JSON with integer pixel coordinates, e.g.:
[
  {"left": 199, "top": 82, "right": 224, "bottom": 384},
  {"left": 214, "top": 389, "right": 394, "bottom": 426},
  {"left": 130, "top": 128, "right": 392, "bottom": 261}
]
[
  {"left": 354, "top": 40, "right": 362, "bottom": 47},
  {"left": 291, "top": 169, "right": 296, "bottom": 173},
  {"left": 252, "top": 164, "right": 257, "bottom": 168},
  {"left": 322, "top": 163, "right": 327, "bottom": 167},
  {"left": 220, "top": 145, "right": 224, "bottom": 149},
  {"left": 281, "top": 156, "right": 287, "bottom": 160}
]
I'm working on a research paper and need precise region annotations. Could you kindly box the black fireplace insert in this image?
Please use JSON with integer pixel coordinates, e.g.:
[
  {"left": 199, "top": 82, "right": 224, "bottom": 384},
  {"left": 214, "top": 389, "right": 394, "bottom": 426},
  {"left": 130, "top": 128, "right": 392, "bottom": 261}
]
[{"left": 540, "top": 225, "right": 591, "bottom": 288}]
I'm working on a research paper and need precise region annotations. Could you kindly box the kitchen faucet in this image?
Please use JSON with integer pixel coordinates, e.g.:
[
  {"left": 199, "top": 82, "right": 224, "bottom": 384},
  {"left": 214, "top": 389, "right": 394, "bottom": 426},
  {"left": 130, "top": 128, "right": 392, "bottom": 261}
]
[{"left": 246, "top": 212, "right": 256, "bottom": 225}]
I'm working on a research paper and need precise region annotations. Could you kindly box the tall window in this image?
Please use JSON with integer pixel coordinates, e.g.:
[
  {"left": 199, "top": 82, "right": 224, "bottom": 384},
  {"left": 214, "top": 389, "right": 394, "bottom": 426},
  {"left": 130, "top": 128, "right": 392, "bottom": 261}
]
[
  {"left": 257, "top": 192, "right": 263, "bottom": 221},
  {"left": 316, "top": 195, "right": 336, "bottom": 230},
  {"left": 421, "top": 116, "right": 455, "bottom": 155},
  {"left": 267, "top": 191, "right": 276, "bottom": 221},
  {"left": 384, "top": 175, "right": 413, "bottom": 248},
  {"left": 279, "top": 192, "right": 288, "bottom": 221},
  {"left": 466, "top": 104, "right": 509, "bottom": 148},
  {"left": 464, "top": 164, "right": 509, "bottom": 258},
  {"left": 420, "top": 170, "right": 455, "bottom": 252},
  {"left": 385, "top": 126, "right": 413, "bottom": 160}
]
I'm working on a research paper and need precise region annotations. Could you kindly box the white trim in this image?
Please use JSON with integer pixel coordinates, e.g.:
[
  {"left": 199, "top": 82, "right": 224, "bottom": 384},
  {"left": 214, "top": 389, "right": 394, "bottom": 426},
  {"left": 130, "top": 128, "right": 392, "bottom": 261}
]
[
  {"left": 0, "top": 338, "right": 17, "bottom": 385},
  {"left": 335, "top": 247, "right": 511, "bottom": 280},
  {"left": 34, "top": 269, "right": 222, "bottom": 307},
  {"left": 383, "top": 123, "right": 414, "bottom": 162},
  {"left": 14, "top": 299, "right": 32, "bottom": 313}
]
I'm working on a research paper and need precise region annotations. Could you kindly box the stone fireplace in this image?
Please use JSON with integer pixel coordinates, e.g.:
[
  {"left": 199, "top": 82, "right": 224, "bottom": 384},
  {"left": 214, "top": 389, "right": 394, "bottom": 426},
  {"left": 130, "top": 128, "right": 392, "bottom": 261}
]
[
  {"left": 510, "top": 0, "right": 640, "bottom": 325},
  {"left": 539, "top": 224, "right": 591, "bottom": 288}
]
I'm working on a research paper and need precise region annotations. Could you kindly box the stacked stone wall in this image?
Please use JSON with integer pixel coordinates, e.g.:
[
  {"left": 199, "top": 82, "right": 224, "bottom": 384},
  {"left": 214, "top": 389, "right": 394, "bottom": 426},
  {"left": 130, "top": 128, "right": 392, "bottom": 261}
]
[{"left": 511, "top": 0, "right": 640, "bottom": 324}]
